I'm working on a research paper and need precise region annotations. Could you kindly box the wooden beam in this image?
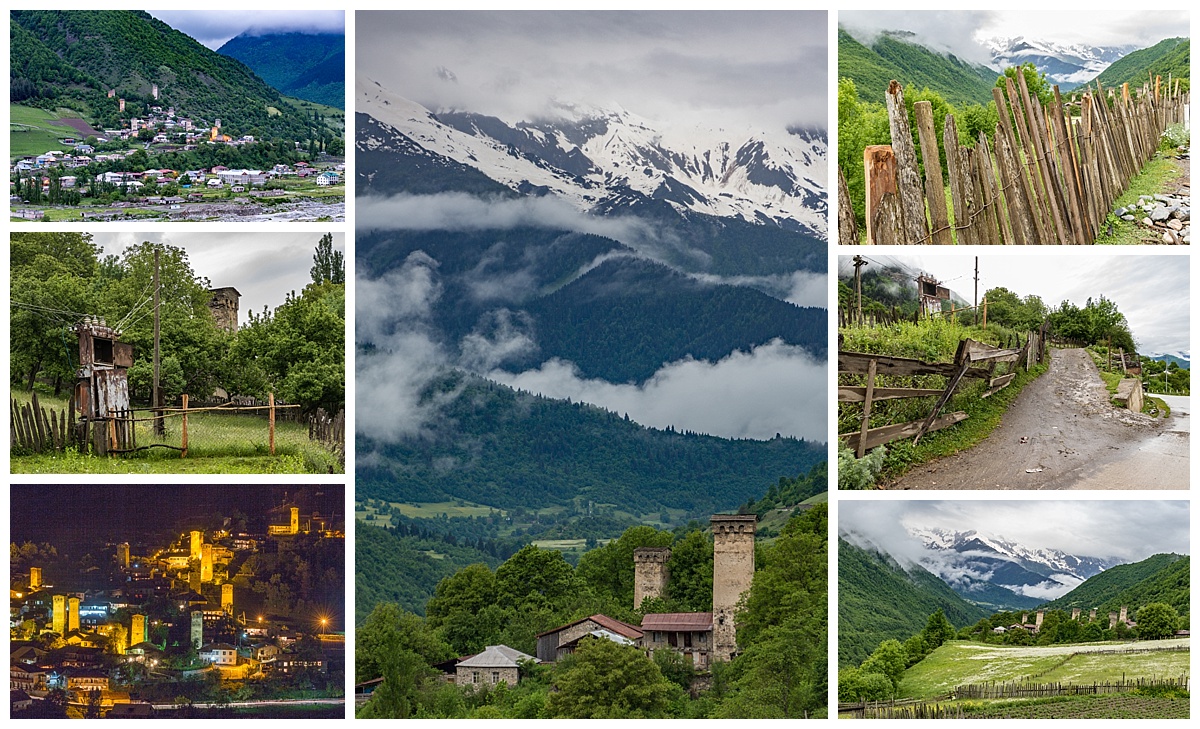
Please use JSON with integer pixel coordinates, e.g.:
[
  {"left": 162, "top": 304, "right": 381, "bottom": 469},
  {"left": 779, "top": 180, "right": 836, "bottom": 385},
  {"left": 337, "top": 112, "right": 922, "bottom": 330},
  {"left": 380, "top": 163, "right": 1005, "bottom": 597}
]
[
  {"left": 840, "top": 412, "right": 969, "bottom": 453},
  {"left": 838, "top": 386, "right": 947, "bottom": 402}
]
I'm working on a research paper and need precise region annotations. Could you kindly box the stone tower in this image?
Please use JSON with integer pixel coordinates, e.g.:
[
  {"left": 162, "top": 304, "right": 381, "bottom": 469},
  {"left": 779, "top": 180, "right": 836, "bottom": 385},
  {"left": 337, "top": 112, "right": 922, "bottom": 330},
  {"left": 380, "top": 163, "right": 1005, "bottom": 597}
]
[
  {"left": 290, "top": 506, "right": 300, "bottom": 535},
  {"left": 52, "top": 595, "right": 66, "bottom": 635},
  {"left": 117, "top": 542, "right": 130, "bottom": 569},
  {"left": 190, "top": 530, "right": 203, "bottom": 561},
  {"left": 131, "top": 614, "right": 147, "bottom": 646},
  {"left": 1071, "top": 608, "right": 1081, "bottom": 621},
  {"left": 1035, "top": 610, "right": 1044, "bottom": 632},
  {"left": 68, "top": 597, "right": 80, "bottom": 632},
  {"left": 632, "top": 547, "right": 671, "bottom": 609},
  {"left": 222, "top": 583, "right": 234, "bottom": 615},
  {"left": 29, "top": 567, "right": 41, "bottom": 591},
  {"left": 191, "top": 610, "right": 204, "bottom": 649},
  {"left": 208, "top": 287, "right": 241, "bottom": 332},
  {"left": 201, "top": 543, "right": 213, "bottom": 583},
  {"left": 711, "top": 514, "right": 756, "bottom": 662}
]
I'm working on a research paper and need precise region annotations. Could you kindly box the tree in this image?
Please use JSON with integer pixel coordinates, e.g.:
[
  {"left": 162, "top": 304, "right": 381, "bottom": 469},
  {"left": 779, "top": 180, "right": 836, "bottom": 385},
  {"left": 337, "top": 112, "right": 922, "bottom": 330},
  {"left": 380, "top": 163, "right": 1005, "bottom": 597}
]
[
  {"left": 576, "top": 525, "right": 671, "bottom": 609},
  {"left": 1134, "top": 603, "right": 1179, "bottom": 640},
  {"left": 495, "top": 545, "right": 577, "bottom": 609},
  {"left": 546, "top": 638, "right": 673, "bottom": 718},
  {"left": 310, "top": 233, "right": 344, "bottom": 285},
  {"left": 665, "top": 530, "right": 713, "bottom": 612},
  {"left": 860, "top": 639, "right": 907, "bottom": 691},
  {"left": 354, "top": 603, "right": 454, "bottom": 719}
]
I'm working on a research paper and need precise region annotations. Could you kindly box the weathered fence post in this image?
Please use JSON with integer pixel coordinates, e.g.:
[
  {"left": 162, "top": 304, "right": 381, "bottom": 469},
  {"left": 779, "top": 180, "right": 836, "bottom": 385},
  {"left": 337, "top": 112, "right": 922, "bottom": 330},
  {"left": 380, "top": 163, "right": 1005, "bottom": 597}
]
[
  {"left": 269, "top": 392, "right": 276, "bottom": 456},
  {"left": 914, "top": 101, "right": 952, "bottom": 245},
  {"left": 885, "top": 81, "right": 930, "bottom": 244},
  {"left": 181, "top": 394, "right": 189, "bottom": 458},
  {"left": 864, "top": 145, "right": 897, "bottom": 244},
  {"left": 857, "top": 359, "right": 877, "bottom": 458},
  {"left": 838, "top": 167, "right": 859, "bottom": 245}
]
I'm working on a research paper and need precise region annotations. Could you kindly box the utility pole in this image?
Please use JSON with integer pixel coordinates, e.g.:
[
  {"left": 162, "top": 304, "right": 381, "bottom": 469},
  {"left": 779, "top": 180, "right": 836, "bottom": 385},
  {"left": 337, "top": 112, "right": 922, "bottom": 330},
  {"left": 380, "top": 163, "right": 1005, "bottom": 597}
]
[
  {"left": 974, "top": 256, "right": 979, "bottom": 327},
  {"left": 853, "top": 255, "right": 868, "bottom": 324},
  {"left": 153, "top": 247, "right": 163, "bottom": 436}
]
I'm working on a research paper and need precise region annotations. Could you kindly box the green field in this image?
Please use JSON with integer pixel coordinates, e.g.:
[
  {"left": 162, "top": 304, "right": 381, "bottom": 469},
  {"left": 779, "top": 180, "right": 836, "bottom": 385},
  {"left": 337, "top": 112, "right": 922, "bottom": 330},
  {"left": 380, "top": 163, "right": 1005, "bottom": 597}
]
[
  {"left": 11, "top": 389, "right": 341, "bottom": 474},
  {"left": 959, "top": 694, "right": 1188, "bottom": 719},
  {"left": 281, "top": 95, "right": 346, "bottom": 135},
  {"left": 10, "top": 104, "right": 87, "bottom": 159},
  {"left": 899, "top": 640, "right": 1191, "bottom": 699}
]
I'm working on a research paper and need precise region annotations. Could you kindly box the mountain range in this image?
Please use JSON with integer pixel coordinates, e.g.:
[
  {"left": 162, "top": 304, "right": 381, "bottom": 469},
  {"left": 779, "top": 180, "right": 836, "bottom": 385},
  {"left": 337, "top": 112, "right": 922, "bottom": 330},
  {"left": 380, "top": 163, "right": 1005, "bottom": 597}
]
[
  {"left": 910, "top": 527, "right": 1109, "bottom": 611},
  {"left": 357, "top": 77, "right": 827, "bottom": 240},
  {"left": 218, "top": 31, "right": 345, "bottom": 109},
  {"left": 356, "top": 76, "right": 829, "bottom": 529},
  {"left": 985, "top": 36, "right": 1138, "bottom": 89}
]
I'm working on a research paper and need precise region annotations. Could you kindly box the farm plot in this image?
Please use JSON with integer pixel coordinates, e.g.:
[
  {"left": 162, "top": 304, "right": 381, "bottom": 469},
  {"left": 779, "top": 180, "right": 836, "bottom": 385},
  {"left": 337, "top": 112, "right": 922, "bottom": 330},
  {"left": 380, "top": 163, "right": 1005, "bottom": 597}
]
[{"left": 961, "top": 694, "right": 1188, "bottom": 719}]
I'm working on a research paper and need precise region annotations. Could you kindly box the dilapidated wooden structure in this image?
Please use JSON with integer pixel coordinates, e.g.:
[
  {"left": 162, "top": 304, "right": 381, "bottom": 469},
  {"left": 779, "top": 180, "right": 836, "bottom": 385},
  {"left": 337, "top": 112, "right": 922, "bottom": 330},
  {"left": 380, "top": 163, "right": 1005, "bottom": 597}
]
[{"left": 73, "top": 317, "right": 133, "bottom": 454}]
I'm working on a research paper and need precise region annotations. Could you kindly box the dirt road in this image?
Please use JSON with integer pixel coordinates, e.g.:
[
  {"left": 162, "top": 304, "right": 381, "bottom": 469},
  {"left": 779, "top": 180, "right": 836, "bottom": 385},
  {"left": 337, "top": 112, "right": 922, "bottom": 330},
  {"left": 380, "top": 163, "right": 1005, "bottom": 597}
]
[{"left": 890, "top": 348, "right": 1188, "bottom": 490}]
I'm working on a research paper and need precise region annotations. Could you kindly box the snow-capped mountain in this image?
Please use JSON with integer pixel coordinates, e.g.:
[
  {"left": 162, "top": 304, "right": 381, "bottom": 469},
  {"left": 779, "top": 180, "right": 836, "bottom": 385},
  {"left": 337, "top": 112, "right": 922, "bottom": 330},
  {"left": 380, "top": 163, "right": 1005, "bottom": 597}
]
[
  {"left": 984, "top": 37, "right": 1137, "bottom": 88},
  {"left": 357, "top": 77, "right": 827, "bottom": 238},
  {"left": 909, "top": 527, "right": 1110, "bottom": 608}
]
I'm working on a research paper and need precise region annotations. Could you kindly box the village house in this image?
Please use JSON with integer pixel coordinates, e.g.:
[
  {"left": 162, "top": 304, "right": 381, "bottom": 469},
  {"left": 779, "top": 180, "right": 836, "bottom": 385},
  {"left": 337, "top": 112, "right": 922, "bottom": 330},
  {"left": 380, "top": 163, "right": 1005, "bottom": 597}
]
[
  {"left": 535, "top": 615, "right": 643, "bottom": 663},
  {"left": 455, "top": 645, "right": 538, "bottom": 688}
]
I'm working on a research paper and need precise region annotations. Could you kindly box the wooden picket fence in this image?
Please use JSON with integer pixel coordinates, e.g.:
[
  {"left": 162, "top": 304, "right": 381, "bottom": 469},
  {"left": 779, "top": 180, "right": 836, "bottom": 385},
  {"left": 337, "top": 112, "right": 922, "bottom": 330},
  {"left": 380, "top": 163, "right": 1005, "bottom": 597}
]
[
  {"left": 308, "top": 408, "right": 346, "bottom": 469},
  {"left": 839, "top": 324, "right": 1048, "bottom": 456},
  {"left": 11, "top": 392, "right": 81, "bottom": 454},
  {"left": 954, "top": 675, "right": 1190, "bottom": 700},
  {"left": 842, "top": 75, "right": 1189, "bottom": 245}
]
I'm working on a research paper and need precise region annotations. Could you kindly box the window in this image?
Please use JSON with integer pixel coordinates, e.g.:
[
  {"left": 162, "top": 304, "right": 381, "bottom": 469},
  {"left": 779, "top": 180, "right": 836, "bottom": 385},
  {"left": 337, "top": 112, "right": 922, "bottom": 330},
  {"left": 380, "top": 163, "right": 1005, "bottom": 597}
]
[
  {"left": 94, "top": 337, "right": 114, "bottom": 365},
  {"left": 472, "top": 671, "right": 480, "bottom": 684},
  {"left": 492, "top": 671, "right": 500, "bottom": 684}
]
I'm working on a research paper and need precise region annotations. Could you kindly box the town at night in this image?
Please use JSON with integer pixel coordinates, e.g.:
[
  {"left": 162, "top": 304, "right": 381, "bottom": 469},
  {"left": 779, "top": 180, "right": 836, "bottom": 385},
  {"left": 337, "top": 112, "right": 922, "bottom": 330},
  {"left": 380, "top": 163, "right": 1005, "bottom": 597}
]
[{"left": 10, "top": 484, "right": 345, "bottom": 718}]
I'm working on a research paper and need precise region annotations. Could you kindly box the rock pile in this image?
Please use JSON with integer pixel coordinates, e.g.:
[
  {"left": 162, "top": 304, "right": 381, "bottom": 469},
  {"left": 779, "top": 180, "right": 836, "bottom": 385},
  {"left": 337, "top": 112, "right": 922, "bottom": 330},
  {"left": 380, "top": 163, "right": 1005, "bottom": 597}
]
[{"left": 1114, "top": 191, "right": 1190, "bottom": 245}]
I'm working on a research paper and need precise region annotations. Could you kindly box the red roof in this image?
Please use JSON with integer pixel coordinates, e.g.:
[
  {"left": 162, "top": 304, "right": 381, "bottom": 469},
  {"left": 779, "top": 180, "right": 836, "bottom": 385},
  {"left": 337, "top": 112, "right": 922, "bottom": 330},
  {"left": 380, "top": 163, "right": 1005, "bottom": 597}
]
[
  {"left": 640, "top": 613, "right": 713, "bottom": 631},
  {"left": 536, "top": 614, "right": 644, "bottom": 640}
]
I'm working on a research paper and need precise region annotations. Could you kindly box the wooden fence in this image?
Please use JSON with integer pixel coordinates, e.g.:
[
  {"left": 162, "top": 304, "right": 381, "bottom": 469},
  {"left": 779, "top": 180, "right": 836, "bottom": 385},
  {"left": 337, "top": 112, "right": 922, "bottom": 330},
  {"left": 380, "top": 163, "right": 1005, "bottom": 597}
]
[
  {"left": 954, "top": 675, "right": 1190, "bottom": 700},
  {"left": 842, "top": 76, "right": 1189, "bottom": 245},
  {"left": 839, "top": 325, "right": 1048, "bottom": 456},
  {"left": 308, "top": 407, "right": 346, "bottom": 469}
]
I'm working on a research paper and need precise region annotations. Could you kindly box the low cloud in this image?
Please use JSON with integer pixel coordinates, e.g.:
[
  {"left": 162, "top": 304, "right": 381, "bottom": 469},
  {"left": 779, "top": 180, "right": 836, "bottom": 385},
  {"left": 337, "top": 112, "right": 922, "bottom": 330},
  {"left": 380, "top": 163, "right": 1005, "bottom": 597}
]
[{"left": 487, "top": 340, "right": 827, "bottom": 441}]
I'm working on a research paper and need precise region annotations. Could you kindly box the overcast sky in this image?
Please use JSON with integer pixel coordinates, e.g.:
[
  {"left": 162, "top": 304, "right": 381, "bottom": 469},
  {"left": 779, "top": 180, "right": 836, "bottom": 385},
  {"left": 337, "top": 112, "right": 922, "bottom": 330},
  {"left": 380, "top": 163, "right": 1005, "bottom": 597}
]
[
  {"left": 841, "top": 499, "right": 1190, "bottom": 565},
  {"left": 357, "top": 10, "right": 828, "bottom": 130},
  {"left": 839, "top": 254, "right": 1189, "bottom": 355},
  {"left": 91, "top": 232, "right": 344, "bottom": 327},
  {"left": 150, "top": 10, "right": 344, "bottom": 50},
  {"left": 840, "top": 10, "right": 1189, "bottom": 67}
]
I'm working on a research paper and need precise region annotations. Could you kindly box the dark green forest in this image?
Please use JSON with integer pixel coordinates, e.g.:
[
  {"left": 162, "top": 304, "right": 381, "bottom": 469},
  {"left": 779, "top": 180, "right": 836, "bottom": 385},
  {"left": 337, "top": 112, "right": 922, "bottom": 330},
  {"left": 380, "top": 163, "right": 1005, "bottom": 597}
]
[
  {"left": 218, "top": 32, "right": 345, "bottom": 109},
  {"left": 357, "top": 372, "right": 825, "bottom": 516},
  {"left": 837, "top": 537, "right": 988, "bottom": 667},
  {"left": 10, "top": 10, "right": 336, "bottom": 142}
]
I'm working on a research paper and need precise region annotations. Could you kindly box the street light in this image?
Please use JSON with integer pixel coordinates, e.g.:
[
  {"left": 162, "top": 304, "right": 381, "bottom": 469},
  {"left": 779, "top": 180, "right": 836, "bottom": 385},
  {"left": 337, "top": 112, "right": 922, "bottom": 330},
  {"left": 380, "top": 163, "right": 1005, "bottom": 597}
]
[{"left": 320, "top": 618, "right": 327, "bottom": 638}]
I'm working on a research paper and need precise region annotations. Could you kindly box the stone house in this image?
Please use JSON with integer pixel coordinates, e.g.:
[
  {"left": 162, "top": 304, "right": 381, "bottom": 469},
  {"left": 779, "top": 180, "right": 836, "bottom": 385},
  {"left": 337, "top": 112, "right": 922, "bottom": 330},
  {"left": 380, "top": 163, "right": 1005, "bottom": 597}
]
[
  {"left": 638, "top": 613, "right": 714, "bottom": 670},
  {"left": 455, "top": 645, "right": 537, "bottom": 688}
]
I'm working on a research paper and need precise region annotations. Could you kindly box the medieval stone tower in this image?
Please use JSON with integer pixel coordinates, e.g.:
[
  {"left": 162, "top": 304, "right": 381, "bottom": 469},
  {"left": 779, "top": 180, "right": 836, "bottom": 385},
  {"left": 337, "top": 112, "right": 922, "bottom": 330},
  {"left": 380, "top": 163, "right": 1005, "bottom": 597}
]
[
  {"left": 632, "top": 547, "right": 672, "bottom": 609},
  {"left": 222, "top": 583, "right": 234, "bottom": 616},
  {"left": 131, "top": 614, "right": 147, "bottom": 646},
  {"left": 208, "top": 287, "right": 241, "bottom": 333},
  {"left": 201, "top": 543, "right": 214, "bottom": 583},
  {"left": 190, "top": 530, "right": 203, "bottom": 561},
  {"left": 68, "top": 597, "right": 80, "bottom": 632},
  {"left": 191, "top": 610, "right": 204, "bottom": 649},
  {"left": 29, "top": 566, "right": 41, "bottom": 591},
  {"left": 711, "top": 514, "right": 756, "bottom": 662},
  {"left": 117, "top": 542, "right": 130, "bottom": 569},
  {"left": 290, "top": 506, "right": 300, "bottom": 535},
  {"left": 52, "top": 595, "right": 66, "bottom": 635}
]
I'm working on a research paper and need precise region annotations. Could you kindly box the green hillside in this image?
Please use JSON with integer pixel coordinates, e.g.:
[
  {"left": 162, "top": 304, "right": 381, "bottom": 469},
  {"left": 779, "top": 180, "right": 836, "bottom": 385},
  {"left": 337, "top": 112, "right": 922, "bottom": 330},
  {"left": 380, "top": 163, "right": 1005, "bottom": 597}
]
[
  {"left": 355, "top": 520, "right": 501, "bottom": 624},
  {"left": 1039, "top": 553, "right": 1189, "bottom": 622},
  {"left": 1093, "top": 38, "right": 1190, "bottom": 90},
  {"left": 10, "top": 10, "right": 328, "bottom": 141},
  {"left": 357, "top": 372, "right": 826, "bottom": 519},
  {"left": 838, "top": 537, "right": 988, "bottom": 666},
  {"left": 218, "top": 32, "right": 345, "bottom": 109},
  {"left": 838, "top": 27, "right": 997, "bottom": 107}
]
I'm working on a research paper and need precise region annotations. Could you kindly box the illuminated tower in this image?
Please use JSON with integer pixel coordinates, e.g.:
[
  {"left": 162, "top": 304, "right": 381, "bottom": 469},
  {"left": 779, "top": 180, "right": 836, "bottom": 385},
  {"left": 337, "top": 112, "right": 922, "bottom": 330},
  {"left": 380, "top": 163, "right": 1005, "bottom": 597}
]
[
  {"left": 190, "top": 610, "right": 203, "bottom": 649},
  {"left": 190, "top": 530, "right": 203, "bottom": 561},
  {"left": 201, "top": 544, "right": 213, "bottom": 583},
  {"left": 152, "top": 84, "right": 159, "bottom": 100},
  {"left": 68, "top": 597, "right": 80, "bottom": 632},
  {"left": 632, "top": 547, "right": 671, "bottom": 609},
  {"left": 29, "top": 567, "right": 41, "bottom": 591},
  {"left": 131, "top": 614, "right": 147, "bottom": 646},
  {"left": 119, "top": 98, "right": 125, "bottom": 112},
  {"left": 221, "top": 584, "right": 234, "bottom": 616},
  {"left": 117, "top": 542, "right": 130, "bottom": 569},
  {"left": 290, "top": 507, "right": 300, "bottom": 535},
  {"left": 711, "top": 514, "right": 756, "bottom": 662},
  {"left": 52, "top": 595, "right": 66, "bottom": 635}
]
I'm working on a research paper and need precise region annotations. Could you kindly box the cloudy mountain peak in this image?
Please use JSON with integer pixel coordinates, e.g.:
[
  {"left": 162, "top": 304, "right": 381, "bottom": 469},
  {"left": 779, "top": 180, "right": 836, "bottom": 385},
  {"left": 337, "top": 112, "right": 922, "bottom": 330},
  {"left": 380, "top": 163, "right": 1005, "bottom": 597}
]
[{"left": 357, "top": 77, "right": 826, "bottom": 237}]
